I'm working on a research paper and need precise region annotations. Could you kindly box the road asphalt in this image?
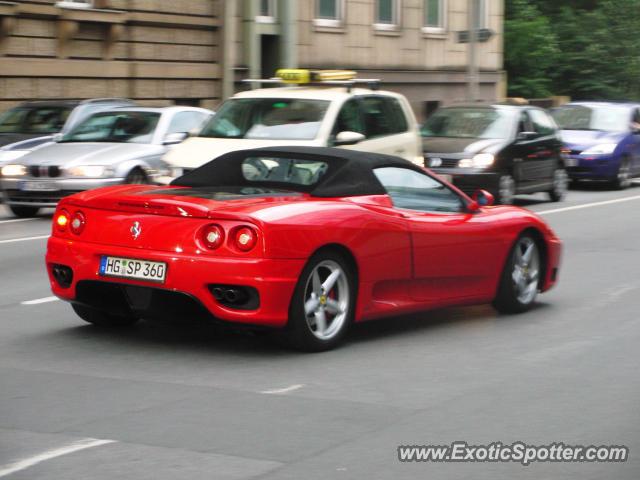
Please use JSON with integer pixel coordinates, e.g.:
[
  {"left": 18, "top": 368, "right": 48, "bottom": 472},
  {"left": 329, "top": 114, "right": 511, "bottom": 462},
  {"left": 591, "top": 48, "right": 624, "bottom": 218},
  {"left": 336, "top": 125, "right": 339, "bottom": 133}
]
[{"left": 0, "top": 184, "right": 639, "bottom": 479}]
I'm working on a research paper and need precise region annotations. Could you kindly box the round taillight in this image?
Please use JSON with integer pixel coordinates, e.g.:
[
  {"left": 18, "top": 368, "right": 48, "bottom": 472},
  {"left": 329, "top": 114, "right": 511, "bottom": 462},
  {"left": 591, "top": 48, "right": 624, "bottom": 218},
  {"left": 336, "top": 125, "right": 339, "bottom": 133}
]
[
  {"left": 202, "top": 224, "right": 225, "bottom": 249},
  {"left": 55, "top": 209, "right": 70, "bottom": 232},
  {"left": 70, "top": 211, "right": 86, "bottom": 235},
  {"left": 235, "top": 226, "right": 257, "bottom": 252}
]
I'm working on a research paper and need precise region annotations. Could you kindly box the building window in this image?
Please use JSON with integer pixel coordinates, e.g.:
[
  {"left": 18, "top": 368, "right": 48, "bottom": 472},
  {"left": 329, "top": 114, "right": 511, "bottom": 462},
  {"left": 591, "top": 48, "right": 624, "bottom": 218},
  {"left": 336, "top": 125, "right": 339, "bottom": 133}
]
[
  {"left": 374, "top": 0, "right": 401, "bottom": 31},
  {"left": 314, "top": 0, "right": 345, "bottom": 28},
  {"left": 55, "top": 0, "right": 94, "bottom": 8},
  {"left": 256, "top": 0, "right": 277, "bottom": 23},
  {"left": 423, "top": 0, "right": 446, "bottom": 33}
]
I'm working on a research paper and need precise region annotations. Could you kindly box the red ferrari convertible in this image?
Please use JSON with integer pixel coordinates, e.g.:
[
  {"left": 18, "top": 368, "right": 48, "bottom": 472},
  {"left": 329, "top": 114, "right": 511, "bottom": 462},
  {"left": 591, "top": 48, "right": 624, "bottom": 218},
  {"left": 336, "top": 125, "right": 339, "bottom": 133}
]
[{"left": 46, "top": 147, "right": 561, "bottom": 351}]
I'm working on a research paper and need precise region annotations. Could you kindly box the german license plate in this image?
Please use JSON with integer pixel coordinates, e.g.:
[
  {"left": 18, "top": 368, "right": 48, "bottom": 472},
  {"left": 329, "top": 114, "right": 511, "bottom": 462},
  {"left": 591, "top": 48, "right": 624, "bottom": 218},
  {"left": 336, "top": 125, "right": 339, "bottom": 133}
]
[
  {"left": 437, "top": 174, "right": 453, "bottom": 183},
  {"left": 565, "top": 158, "right": 579, "bottom": 167},
  {"left": 18, "top": 181, "right": 59, "bottom": 192},
  {"left": 99, "top": 256, "right": 166, "bottom": 283}
]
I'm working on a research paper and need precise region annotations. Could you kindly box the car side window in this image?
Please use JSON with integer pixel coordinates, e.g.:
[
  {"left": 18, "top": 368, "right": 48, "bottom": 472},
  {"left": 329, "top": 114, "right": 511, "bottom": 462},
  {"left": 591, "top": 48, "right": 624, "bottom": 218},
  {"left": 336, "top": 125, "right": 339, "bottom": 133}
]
[
  {"left": 529, "top": 109, "right": 556, "bottom": 136},
  {"left": 332, "top": 98, "right": 364, "bottom": 136},
  {"left": 373, "top": 167, "right": 464, "bottom": 213},
  {"left": 361, "top": 96, "right": 408, "bottom": 139},
  {"left": 167, "top": 111, "right": 209, "bottom": 134},
  {"left": 518, "top": 111, "right": 533, "bottom": 134}
]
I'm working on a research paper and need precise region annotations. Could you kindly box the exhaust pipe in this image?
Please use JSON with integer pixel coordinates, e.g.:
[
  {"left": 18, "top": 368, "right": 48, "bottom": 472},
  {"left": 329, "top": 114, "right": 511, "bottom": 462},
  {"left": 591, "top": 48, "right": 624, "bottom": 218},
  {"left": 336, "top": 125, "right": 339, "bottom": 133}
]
[
  {"left": 211, "top": 287, "right": 225, "bottom": 301},
  {"left": 224, "top": 288, "right": 241, "bottom": 304}
]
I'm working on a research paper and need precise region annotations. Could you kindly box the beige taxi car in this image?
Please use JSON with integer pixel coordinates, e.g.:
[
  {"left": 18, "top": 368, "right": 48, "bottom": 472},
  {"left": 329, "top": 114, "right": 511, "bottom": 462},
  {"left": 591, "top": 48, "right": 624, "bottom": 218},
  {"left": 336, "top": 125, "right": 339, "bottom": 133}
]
[{"left": 161, "top": 70, "right": 422, "bottom": 181}]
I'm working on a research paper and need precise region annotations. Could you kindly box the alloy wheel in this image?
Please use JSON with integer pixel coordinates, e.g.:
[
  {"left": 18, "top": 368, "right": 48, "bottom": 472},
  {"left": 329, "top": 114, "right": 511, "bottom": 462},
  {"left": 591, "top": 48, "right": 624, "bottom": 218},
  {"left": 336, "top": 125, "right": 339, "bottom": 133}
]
[
  {"left": 550, "top": 168, "right": 569, "bottom": 201},
  {"left": 498, "top": 174, "right": 516, "bottom": 205},
  {"left": 303, "top": 260, "right": 350, "bottom": 341},
  {"left": 511, "top": 237, "right": 540, "bottom": 305},
  {"left": 617, "top": 160, "right": 631, "bottom": 189}
]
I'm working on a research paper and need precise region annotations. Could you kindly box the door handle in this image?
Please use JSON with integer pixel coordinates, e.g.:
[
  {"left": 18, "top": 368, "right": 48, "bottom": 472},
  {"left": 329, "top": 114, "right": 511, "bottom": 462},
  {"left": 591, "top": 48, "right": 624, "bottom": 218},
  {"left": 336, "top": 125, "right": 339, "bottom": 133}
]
[{"left": 394, "top": 149, "right": 406, "bottom": 154}]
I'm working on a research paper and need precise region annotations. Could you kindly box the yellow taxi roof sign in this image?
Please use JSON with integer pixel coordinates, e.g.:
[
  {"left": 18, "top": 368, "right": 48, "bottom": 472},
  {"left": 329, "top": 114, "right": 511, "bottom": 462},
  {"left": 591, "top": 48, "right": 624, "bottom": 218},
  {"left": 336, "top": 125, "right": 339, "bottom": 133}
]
[{"left": 276, "top": 69, "right": 357, "bottom": 84}]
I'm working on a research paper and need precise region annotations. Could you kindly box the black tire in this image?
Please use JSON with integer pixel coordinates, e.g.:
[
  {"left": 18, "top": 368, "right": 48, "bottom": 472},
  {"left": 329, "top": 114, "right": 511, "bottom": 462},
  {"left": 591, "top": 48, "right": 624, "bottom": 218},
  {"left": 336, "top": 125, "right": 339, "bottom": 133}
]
[
  {"left": 493, "top": 233, "right": 542, "bottom": 314},
  {"left": 9, "top": 205, "right": 40, "bottom": 218},
  {"left": 124, "top": 167, "right": 148, "bottom": 184},
  {"left": 610, "top": 157, "right": 632, "bottom": 190},
  {"left": 548, "top": 167, "right": 568, "bottom": 202},
  {"left": 72, "top": 303, "right": 140, "bottom": 327},
  {"left": 496, "top": 174, "right": 516, "bottom": 205},
  {"left": 284, "top": 250, "right": 356, "bottom": 352}
]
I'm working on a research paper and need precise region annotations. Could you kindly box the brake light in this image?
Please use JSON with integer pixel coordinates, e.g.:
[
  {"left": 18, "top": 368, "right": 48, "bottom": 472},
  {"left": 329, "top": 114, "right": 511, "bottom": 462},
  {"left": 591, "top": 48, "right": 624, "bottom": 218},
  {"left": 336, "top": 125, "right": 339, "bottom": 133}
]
[
  {"left": 234, "top": 226, "right": 257, "bottom": 252},
  {"left": 70, "top": 211, "right": 86, "bottom": 235},
  {"left": 201, "top": 224, "right": 225, "bottom": 250},
  {"left": 55, "top": 209, "right": 70, "bottom": 232}
]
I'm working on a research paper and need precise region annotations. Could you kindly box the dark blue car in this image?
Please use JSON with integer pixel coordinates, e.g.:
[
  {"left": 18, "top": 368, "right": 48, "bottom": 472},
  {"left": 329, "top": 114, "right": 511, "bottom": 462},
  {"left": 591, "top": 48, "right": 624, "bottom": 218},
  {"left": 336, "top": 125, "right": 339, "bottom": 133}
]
[{"left": 551, "top": 102, "right": 640, "bottom": 189}]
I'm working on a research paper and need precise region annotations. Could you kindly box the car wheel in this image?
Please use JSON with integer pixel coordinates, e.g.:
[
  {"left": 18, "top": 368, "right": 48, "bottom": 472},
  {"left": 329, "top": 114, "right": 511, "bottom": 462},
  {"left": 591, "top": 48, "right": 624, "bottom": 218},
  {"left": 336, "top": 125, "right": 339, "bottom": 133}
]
[
  {"left": 493, "top": 234, "right": 541, "bottom": 314},
  {"left": 72, "top": 304, "right": 140, "bottom": 327},
  {"left": 125, "top": 168, "right": 148, "bottom": 184},
  {"left": 548, "top": 168, "right": 568, "bottom": 202},
  {"left": 285, "top": 251, "right": 355, "bottom": 352},
  {"left": 496, "top": 174, "right": 516, "bottom": 205},
  {"left": 611, "top": 157, "right": 631, "bottom": 190},
  {"left": 9, "top": 205, "right": 40, "bottom": 218}
]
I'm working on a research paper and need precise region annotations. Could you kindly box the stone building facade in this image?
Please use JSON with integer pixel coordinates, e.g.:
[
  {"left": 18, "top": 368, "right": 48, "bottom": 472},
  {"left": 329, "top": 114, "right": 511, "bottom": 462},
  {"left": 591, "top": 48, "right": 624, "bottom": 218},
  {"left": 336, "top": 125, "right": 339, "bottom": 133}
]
[
  {"left": 0, "top": 1, "right": 504, "bottom": 121},
  {"left": 0, "top": 0, "right": 221, "bottom": 111}
]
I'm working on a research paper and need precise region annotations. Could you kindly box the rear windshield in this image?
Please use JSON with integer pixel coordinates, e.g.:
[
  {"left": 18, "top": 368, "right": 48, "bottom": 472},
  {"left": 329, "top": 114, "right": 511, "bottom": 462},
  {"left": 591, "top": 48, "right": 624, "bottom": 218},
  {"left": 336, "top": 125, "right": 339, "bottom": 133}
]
[
  {"left": 0, "top": 106, "right": 72, "bottom": 134},
  {"left": 242, "top": 156, "right": 329, "bottom": 186}
]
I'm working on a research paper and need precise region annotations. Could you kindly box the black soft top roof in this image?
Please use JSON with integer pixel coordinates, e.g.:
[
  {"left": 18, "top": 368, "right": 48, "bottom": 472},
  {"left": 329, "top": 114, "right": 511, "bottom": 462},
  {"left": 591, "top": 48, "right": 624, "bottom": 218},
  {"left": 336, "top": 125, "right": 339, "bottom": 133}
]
[{"left": 171, "top": 146, "right": 426, "bottom": 197}]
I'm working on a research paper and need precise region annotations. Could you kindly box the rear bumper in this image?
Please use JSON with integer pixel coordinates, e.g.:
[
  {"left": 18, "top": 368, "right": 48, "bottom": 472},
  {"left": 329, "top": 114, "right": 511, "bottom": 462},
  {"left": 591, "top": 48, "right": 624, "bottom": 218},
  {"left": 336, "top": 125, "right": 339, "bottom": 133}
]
[
  {"left": 431, "top": 168, "right": 500, "bottom": 195},
  {"left": 46, "top": 236, "right": 305, "bottom": 327}
]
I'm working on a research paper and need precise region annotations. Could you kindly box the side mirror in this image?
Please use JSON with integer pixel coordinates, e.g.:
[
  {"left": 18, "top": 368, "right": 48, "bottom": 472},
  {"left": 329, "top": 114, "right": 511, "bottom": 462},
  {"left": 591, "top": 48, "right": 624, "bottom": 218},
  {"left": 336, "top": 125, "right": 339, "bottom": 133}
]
[
  {"left": 188, "top": 127, "right": 201, "bottom": 137},
  {"left": 517, "top": 131, "right": 537, "bottom": 142},
  {"left": 334, "top": 131, "right": 365, "bottom": 146},
  {"left": 52, "top": 133, "right": 63, "bottom": 142},
  {"left": 471, "top": 189, "right": 495, "bottom": 207},
  {"left": 630, "top": 123, "right": 640, "bottom": 134},
  {"left": 162, "top": 132, "right": 189, "bottom": 145}
]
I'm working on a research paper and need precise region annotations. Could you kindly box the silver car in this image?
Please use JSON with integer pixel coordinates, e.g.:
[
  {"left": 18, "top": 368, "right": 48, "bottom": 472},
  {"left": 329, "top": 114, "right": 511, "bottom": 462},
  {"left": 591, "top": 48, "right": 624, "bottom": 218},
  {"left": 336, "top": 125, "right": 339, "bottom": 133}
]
[
  {"left": 0, "top": 98, "right": 135, "bottom": 163},
  {"left": 0, "top": 106, "right": 213, "bottom": 217}
]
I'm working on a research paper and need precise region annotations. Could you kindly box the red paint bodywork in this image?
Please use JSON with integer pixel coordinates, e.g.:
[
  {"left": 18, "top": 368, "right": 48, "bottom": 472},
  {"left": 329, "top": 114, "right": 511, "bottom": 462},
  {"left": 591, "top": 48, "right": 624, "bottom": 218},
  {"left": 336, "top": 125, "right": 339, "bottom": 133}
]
[{"left": 46, "top": 184, "right": 562, "bottom": 327}]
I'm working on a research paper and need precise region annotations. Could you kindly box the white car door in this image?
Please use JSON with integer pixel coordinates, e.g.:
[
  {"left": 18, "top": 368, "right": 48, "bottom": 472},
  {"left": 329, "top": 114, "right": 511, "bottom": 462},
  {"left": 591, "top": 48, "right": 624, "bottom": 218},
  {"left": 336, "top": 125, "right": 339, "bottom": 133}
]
[{"left": 349, "top": 95, "right": 421, "bottom": 163}]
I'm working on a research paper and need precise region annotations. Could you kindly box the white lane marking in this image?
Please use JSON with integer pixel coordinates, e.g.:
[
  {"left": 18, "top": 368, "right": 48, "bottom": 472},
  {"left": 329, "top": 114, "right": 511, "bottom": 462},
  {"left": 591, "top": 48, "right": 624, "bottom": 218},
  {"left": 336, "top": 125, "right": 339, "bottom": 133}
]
[
  {"left": 537, "top": 194, "right": 640, "bottom": 215},
  {"left": 0, "top": 438, "right": 116, "bottom": 478},
  {"left": 0, "top": 218, "right": 38, "bottom": 224},
  {"left": 0, "top": 234, "right": 49, "bottom": 244},
  {"left": 21, "top": 296, "right": 59, "bottom": 306},
  {"left": 260, "top": 384, "right": 305, "bottom": 395}
]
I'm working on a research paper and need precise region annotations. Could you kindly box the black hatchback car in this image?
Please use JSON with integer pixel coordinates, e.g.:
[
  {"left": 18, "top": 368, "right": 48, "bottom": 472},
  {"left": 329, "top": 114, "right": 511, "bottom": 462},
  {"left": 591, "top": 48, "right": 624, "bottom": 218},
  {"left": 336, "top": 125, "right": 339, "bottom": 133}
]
[{"left": 422, "top": 104, "right": 568, "bottom": 204}]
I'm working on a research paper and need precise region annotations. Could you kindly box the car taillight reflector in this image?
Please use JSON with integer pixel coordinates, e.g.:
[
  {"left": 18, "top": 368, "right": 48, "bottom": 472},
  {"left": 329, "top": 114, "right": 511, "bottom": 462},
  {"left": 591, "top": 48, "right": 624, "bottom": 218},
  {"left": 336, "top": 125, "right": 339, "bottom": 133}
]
[
  {"left": 202, "top": 224, "right": 225, "bottom": 249},
  {"left": 70, "top": 211, "right": 86, "bottom": 235},
  {"left": 235, "top": 226, "right": 257, "bottom": 252},
  {"left": 55, "top": 209, "right": 70, "bottom": 232}
]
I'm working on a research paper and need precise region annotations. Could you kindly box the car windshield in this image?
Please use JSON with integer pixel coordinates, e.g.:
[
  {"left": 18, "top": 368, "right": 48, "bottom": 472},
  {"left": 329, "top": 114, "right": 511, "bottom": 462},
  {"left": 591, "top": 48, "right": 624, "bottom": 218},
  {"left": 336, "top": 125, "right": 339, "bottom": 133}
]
[
  {"left": 199, "top": 98, "right": 330, "bottom": 140},
  {"left": 242, "top": 156, "right": 329, "bottom": 186},
  {"left": 60, "top": 111, "right": 161, "bottom": 144},
  {"left": 422, "top": 107, "right": 513, "bottom": 139},
  {"left": 551, "top": 105, "right": 631, "bottom": 132},
  {"left": 0, "top": 106, "right": 72, "bottom": 134}
]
